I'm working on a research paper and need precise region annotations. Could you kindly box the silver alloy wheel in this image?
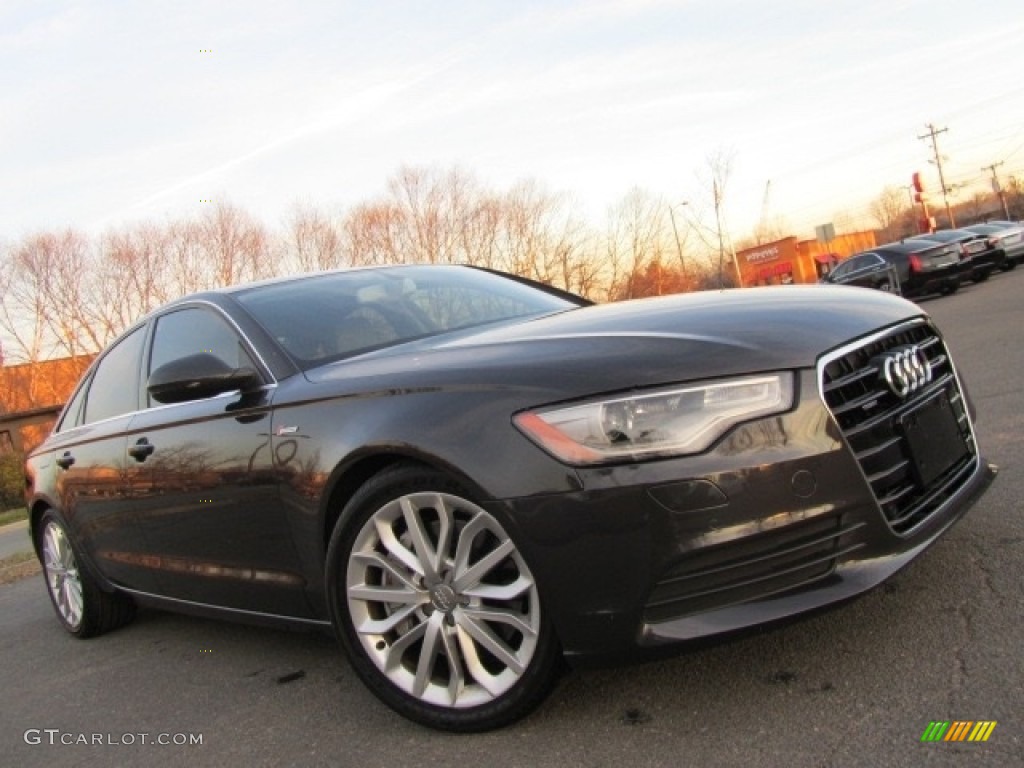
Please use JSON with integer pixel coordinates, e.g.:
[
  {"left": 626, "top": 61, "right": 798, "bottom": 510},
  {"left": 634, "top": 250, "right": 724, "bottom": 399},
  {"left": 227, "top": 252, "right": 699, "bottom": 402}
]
[
  {"left": 346, "top": 491, "right": 540, "bottom": 709},
  {"left": 42, "top": 520, "right": 84, "bottom": 630}
]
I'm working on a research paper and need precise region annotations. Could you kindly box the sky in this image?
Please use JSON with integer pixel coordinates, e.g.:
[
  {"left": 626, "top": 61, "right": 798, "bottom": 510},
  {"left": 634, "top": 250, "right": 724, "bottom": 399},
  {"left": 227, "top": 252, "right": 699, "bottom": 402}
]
[{"left": 3, "top": 0, "right": 1024, "bottom": 245}]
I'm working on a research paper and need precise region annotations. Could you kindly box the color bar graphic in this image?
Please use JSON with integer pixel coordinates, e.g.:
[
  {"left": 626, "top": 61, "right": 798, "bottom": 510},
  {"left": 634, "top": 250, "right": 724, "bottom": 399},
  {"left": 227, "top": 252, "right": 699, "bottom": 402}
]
[{"left": 921, "top": 721, "right": 996, "bottom": 742}]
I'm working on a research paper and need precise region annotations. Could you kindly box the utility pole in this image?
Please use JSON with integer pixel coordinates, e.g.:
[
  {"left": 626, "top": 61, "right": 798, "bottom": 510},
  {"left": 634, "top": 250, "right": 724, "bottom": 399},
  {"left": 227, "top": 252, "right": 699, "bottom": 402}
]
[
  {"left": 982, "top": 161, "right": 1011, "bottom": 220},
  {"left": 918, "top": 123, "right": 955, "bottom": 228}
]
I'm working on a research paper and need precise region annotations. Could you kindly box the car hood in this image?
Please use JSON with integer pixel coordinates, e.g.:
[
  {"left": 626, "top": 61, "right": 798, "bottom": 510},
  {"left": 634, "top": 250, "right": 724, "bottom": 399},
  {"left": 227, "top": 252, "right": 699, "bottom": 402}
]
[{"left": 303, "top": 285, "right": 922, "bottom": 399}]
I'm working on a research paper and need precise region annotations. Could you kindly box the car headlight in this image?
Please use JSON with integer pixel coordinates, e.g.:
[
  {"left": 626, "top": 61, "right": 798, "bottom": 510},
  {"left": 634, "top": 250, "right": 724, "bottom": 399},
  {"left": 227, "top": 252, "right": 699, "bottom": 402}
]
[{"left": 513, "top": 372, "right": 794, "bottom": 464}]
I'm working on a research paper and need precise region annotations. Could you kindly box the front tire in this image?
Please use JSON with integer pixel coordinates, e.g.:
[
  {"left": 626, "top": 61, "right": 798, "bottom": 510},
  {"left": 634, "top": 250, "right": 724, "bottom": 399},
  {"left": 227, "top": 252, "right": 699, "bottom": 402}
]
[
  {"left": 38, "top": 510, "right": 135, "bottom": 638},
  {"left": 326, "top": 464, "right": 561, "bottom": 731}
]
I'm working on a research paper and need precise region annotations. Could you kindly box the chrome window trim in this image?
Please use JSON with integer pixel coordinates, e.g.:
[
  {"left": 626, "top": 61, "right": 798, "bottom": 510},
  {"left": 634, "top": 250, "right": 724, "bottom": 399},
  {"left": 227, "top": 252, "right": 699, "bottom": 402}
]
[{"left": 53, "top": 300, "right": 280, "bottom": 434}]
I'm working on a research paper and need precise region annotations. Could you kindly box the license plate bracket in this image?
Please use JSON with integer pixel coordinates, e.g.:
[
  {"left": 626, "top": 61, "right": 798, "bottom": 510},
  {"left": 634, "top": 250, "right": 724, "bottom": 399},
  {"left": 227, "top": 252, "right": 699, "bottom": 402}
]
[{"left": 901, "top": 391, "right": 968, "bottom": 487}]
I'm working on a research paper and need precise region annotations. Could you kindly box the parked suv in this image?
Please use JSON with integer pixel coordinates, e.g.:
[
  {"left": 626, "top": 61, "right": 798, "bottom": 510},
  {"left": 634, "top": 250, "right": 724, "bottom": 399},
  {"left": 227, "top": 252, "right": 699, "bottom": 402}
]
[
  {"left": 907, "top": 229, "right": 1007, "bottom": 283},
  {"left": 824, "top": 239, "right": 964, "bottom": 298}
]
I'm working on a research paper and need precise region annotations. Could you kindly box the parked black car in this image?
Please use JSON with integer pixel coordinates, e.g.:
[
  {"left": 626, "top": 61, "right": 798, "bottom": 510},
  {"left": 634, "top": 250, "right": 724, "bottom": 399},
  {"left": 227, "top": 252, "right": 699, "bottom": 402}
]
[
  {"left": 906, "top": 229, "right": 1007, "bottom": 283},
  {"left": 823, "top": 239, "right": 964, "bottom": 297},
  {"left": 962, "top": 222, "right": 1024, "bottom": 268},
  {"left": 26, "top": 265, "right": 995, "bottom": 731}
]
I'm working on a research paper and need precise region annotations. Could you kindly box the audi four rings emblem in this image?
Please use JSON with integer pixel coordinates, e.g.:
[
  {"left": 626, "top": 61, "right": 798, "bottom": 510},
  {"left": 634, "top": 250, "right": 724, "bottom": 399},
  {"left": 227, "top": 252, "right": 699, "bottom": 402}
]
[{"left": 881, "top": 345, "right": 932, "bottom": 397}]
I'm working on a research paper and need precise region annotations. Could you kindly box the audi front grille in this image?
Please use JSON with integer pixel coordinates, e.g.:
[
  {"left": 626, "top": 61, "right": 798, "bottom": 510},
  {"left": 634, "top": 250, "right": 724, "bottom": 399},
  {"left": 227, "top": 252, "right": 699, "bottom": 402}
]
[{"left": 819, "top": 320, "right": 978, "bottom": 534}]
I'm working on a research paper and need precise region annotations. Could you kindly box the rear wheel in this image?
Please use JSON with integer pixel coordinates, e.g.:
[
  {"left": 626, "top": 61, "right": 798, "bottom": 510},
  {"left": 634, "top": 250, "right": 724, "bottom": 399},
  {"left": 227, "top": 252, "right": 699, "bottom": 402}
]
[
  {"left": 326, "top": 464, "right": 561, "bottom": 731},
  {"left": 39, "top": 510, "right": 135, "bottom": 638}
]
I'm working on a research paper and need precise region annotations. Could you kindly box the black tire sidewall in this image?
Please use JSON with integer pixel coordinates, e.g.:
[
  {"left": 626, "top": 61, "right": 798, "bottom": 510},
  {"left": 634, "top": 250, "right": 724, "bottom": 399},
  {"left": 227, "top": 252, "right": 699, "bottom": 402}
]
[
  {"left": 39, "top": 509, "right": 91, "bottom": 636},
  {"left": 37, "top": 509, "right": 134, "bottom": 638}
]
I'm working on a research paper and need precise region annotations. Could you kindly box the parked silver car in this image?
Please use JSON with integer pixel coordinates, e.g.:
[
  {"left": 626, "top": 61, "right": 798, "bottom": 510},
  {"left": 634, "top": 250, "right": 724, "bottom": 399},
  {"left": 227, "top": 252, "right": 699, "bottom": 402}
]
[{"left": 962, "top": 222, "right": 1023, "bottom": 268}]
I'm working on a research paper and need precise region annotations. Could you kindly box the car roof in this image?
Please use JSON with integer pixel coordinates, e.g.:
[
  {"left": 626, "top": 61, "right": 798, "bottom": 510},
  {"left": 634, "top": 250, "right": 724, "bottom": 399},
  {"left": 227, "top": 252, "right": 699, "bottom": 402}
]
[
  {"left": 965, "top": 223, "right": 1017, "bottom": 232},
  {"left": 909, "top": 230, "right": 971, "bottom": 242},
  {"left": 874, "top": 239, "right": 941, "bottom": 253}
]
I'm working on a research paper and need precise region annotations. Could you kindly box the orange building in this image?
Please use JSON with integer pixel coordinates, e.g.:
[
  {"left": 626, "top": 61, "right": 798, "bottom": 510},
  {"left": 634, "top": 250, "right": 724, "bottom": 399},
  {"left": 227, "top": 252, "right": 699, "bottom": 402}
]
[
  {"left": 0, "top": 355, "right": 94, "bottom": 452},
  {"left": 736, "top": 230, "right": 877, "bottom": 287}
]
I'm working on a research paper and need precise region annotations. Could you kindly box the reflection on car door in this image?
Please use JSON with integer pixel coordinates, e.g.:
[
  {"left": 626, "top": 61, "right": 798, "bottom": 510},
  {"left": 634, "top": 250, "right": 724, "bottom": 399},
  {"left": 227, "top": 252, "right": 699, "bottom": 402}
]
[
  {"left": 125, "top": 306, "right": 311, "bottom": 617},
  {"left": 50, "top": 326, "right": 161, "bottom": 592}
]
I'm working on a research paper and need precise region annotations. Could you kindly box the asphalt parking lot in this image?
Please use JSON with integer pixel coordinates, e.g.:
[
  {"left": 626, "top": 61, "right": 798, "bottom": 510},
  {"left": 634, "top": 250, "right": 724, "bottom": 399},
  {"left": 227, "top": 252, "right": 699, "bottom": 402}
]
[{"left": 2, "top": 270, "right": 1021, "bottom": 768}]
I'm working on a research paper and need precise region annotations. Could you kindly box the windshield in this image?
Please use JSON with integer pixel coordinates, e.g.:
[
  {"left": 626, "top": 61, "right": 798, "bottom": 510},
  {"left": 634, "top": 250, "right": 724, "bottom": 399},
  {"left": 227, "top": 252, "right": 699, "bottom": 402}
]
[{"left": 234, "top": 266, "right": 581, "bottom": 370}]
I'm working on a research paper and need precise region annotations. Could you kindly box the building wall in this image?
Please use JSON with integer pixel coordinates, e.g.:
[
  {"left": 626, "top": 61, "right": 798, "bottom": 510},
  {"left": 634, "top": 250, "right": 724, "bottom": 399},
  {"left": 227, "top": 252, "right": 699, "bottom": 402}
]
[
  {"left": 736, "top": 230, "right": 877, "bottom": 286},
  {"left": 0, "top": 355, "right": 94, "bottom": 453},
  {"left": 0, "top": 407, "right": 63, "bottom": 454}
]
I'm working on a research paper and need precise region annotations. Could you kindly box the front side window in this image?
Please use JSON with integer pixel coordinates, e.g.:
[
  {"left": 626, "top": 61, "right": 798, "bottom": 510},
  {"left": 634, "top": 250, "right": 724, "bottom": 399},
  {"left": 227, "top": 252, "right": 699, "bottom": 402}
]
[
  {"left": 149, "top": 307, "right": 255, "bottom": 377},
  {"left": 83, "top": 327, "right": 146, "bottom": 424}
]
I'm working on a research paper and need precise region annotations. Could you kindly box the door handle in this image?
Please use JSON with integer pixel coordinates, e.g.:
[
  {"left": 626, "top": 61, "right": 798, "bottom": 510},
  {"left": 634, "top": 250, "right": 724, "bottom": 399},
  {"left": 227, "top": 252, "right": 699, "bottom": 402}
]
[
  {"left": 56, "top": 452, "right": 75, "bottom": 470},
  {"left": 128, "top": 438, "right": 156, "bottom": 462}
]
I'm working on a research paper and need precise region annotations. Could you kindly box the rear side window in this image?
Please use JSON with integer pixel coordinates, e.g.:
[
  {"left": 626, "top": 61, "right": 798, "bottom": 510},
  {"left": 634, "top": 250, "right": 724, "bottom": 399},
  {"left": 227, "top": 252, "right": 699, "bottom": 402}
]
[
  {"left": 57, "top": 377, "right": 90, "bottom": 432},
  {"left": 833, "top": 257, "right": 860, "bottom": 278},
  {"left": 83, "top": 327, "right": 146, "bottom": 424}
]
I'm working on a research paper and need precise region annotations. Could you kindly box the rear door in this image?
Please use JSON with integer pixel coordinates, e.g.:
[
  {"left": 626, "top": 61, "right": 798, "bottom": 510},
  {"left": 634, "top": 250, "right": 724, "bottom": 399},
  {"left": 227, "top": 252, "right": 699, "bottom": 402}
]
[{"left": 51, "top": 325, "right": 159, "bottom": 591}]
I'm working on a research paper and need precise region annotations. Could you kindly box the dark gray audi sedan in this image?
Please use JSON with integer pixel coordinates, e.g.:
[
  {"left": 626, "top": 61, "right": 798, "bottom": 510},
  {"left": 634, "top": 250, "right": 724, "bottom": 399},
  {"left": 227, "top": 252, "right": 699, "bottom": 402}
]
[{"left": 25, "top": 265, "right": 995, "bottom": 731}]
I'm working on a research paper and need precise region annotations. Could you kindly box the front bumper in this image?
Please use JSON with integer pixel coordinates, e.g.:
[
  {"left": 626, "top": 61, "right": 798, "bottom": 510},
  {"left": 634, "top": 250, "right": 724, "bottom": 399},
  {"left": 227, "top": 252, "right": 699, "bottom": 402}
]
[{"left": 498, "top": 361, "right": 995, "bottom": 665}]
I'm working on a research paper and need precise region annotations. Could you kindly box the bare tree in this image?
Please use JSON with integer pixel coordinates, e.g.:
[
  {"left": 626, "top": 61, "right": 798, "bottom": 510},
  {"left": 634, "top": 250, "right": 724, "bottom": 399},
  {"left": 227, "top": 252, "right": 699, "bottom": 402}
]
[
  {"left": 461, "top": 193, "right": 504, "bottom": 270},
  {"left": 869, "top": 186, "right": 911, "bottom": 242},
  {"left": 704, "top": 149, "right": 737, "bottom": 287},
  {"left": 957, "top": 191, "right": 990, "bottom": 224},
  {"left": 3, "top": 231, "right": 108, "bottom": 359},
  {"left": 603, "top": 188, "right": 672, "bottom": 300},
  {"left": 200, "top": 202, "right": 272, "bottom": 286},
  {"left": 0, "top": 240, "right": 50, "bottom": 368},
  {"left": 97, "top": 224, "right": 174, "bottom": 338},
  {"left": 386, "top": 166, "right": 478, "bottom": 264},
  {"left": 163, "top": 218, "right": 211, "bottom": 298},
  {"left": 343, "top": 201, "right": 407, "bottom": 265},
  {"left": 677, "top": 150, "right": 739, "bottom": 288},
  {"left": 285, "top": 204, "right": 345, "bottom": 272},
  {"left": 340, "top": 167, "right": 597, "bottom": 296}
]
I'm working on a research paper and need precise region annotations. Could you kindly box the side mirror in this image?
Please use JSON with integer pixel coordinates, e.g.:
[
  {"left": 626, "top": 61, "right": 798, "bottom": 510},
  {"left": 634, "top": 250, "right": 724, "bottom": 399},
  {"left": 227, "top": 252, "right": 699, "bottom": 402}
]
[{"left": 148, "top": 353, "right": 261, "bottom": 405}]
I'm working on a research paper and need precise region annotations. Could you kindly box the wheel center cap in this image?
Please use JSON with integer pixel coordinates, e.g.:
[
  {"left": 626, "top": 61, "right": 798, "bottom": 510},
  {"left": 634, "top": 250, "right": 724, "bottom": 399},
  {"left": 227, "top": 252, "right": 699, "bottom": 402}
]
[{"left": 430, "top": 584, "right": 459, "bottom": 613}]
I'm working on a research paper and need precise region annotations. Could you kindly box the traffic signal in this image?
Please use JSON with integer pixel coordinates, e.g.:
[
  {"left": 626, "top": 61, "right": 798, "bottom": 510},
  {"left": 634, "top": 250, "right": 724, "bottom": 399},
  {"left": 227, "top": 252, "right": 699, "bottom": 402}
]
[{"left": 912, "top": 172, "right": 928, "bottom": 204}]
